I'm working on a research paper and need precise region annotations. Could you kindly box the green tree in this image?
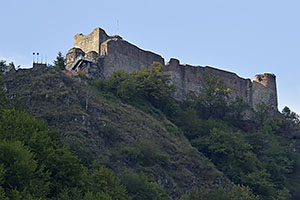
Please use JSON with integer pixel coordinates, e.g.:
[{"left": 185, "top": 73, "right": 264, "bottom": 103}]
[
  {"left": 121, "top": 173, "right": 170, "bottom": 200},
  {"left": 87, "top": 167, "right": 130, "bottom": 200},
  {"left": 186, "top": 72, "right": 231, "bottom": 119},
  {"left": 0, "top": 165, "right": 8, "bottom": 200},
  {"left": 95, "top": 62, "right": 175, "bottom": 113},
  {"left": 0, "top": 140, "right": 49, "bottom": 199},
  {"left": 0, "top": 73, "right": 9, "bottom": 110},
  {"left": 254, "top": 103, "right": 274, "bottom": 126},
  {"left": 191, "top": 128, "right": 264, "bottom": 183},
  {"left": 181, "top": 185, "right": 259, "bottom": 200},
  {"left": 227, "top": 97, "right": 249, "bottom": 127},
  {"left": 134, "top": 63, "right": 174, "bottom": 109},
  {"left": 0, "top": 60, "right": 8, "bottom": 72},
  {"left": 54, "top": 51, "right": 66, "bottom": 70},
  {"left": 282, "top": 106, "right": 300, "bottom": 125},
  {"left": 241, "top": 169, "right": 275, "bottom": 199},
  {"left": 0, "top": 106, "right": 131, "bottom": 199},
  {"left": 0, "top": 60, "right": 17, "bottom": 73},
  {"left": 106, "top": 70, "right": 136, "bottom": 100},
  {"left": 83, "top": 191, "right": 112, "bottom": 200},
  {"left": 245, "top": 118, "right": 294, "bottom": 198},
  {"left": 229, "top": 185, "right": 260, "bottom": 200}
]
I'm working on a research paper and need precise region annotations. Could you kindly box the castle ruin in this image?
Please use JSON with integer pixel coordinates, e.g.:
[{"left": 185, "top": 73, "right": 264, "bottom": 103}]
[{"left": 66, "top": 27, "right": 278, "bottom": 111}]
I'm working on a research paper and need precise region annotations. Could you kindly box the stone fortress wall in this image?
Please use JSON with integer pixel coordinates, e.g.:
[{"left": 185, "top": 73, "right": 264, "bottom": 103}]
[
  {"left": 164, "top": 58, "right": 277, "bottom": 110},
  {"left": 68, "top": 28, "right": 164, "bottom": 78},
  {"left": 66, "top": 27, "right": 278, "bottom": 111},
  {"left": 164, "top": 58, "right": 253, "bottom": 104},
  {"left": 74, "top": 28, "right": 109, "bottom": 54}
]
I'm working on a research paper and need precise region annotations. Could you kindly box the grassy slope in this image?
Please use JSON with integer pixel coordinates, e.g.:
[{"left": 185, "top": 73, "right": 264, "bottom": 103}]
[{"left": 2, "top": 67, "right": 232, "bottom": 198}]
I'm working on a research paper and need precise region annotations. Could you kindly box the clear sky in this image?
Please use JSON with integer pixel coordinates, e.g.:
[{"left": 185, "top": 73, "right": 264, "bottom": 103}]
[{"left": 1, "top": 0, "right": 299, "bottom": 114}]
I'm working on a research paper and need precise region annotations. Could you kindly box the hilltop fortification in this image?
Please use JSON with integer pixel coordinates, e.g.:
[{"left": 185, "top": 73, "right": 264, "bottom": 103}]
[
  {"left": 66, "top": 27, "right": 278, "bottom": 111},
  {"left": 67, "top": 28, "right": 164, "bottom": 78},
  {"left": 164, "top": 58, "right": 277, "bottom": 110}
]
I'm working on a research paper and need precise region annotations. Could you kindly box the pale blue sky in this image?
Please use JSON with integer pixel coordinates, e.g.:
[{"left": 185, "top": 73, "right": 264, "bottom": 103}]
[{"left": 1, "top": 0, "right": 299, "bottom": 114}]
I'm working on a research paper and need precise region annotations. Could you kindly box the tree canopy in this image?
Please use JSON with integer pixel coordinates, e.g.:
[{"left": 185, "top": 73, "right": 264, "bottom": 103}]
[
  {"left": 54, "top": 52, "right": 66, "bottom": 70},
  {"left": 1, "top": 61, "right": 300, "bottom": 199}
]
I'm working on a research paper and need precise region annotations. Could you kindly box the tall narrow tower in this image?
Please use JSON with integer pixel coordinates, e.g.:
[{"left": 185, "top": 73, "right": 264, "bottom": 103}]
[{"left": 252, "top": 73, "right": 278, "bottom": 110}]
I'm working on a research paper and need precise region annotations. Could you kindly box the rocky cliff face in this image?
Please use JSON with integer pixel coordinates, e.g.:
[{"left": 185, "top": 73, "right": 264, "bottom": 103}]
[{"left": 66, "top": 27, "right": 278, "bottom": 111}]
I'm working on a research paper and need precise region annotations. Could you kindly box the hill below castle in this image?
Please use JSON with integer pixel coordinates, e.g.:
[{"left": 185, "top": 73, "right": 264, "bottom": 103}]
[
  {"left": 2, "top": 66, "right": 232, "bottom": 198},
  {"left": 2, "top": 62, "right": 300, "bottom": 199}
]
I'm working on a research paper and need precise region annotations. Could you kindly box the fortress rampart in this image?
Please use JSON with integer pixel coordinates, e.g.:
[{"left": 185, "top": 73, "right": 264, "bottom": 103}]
[
  {"left": 66, "top": 27, "right": 278, "bottom": 111},
  {"left": 100, "top": 37, "right": 164, "bottom": 78},
  {"left": 164, "top": 58, "right": 277, "bottom": 110},
  {"left": 164, "top": 58, "right": 253, "bottom": 103}
]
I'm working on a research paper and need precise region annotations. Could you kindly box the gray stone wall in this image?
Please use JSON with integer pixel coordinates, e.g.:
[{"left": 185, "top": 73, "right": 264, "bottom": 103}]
[
  {"left": 164, "top": 58, "right": 252, "bottom": 102},
  {"left": 164, "top": 58, "right": 277, "bottom": 111},
  {"left": 252, "top": 74, "right": 277, "bottom": 110},
  {"left": 66, "top": 27, "right": 278, "bottom": 111},
  {"left": 101, "top": 38, "right": 164, "bottom": 78},
  {"left": 74, "top": 28, "right": 109, "bottom": 54}
]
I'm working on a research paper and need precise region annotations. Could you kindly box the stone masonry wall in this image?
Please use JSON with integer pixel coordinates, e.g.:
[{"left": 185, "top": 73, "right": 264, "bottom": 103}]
[
  {"left": 74, "top": 28, "right": 109, "bottom": 54},
  {"left": 71, "top": 27, "right": 164, "bottom": 78},
  {"left": 252, "top": 74, "right": 277, "bottom": 110},
  {"left": 67, "top": 27, "right": 278, "bottom": 111},
  {"left": 164, "top": 58, "right": 277, "bottom": 110},
  {"left": 164, "top": 58, "right": 253, "bottom": 104},
  {"left": 100, "top": 38, "right": 164, "bottom": 78}
]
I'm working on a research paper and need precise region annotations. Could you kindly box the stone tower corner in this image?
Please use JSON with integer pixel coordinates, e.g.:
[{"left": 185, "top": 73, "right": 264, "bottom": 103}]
[
  {"left": 254, "top": 73, "right": 277, "bottom": 91},
  {"left": 252, "top": 73, "right": 278, "bottom": 110},
  {"left": 74, "top": 27, "right": 109, "bottom": 54}
]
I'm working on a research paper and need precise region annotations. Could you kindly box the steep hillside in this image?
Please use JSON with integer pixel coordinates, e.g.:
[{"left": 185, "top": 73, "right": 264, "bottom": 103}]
[{"left": 2, "top": 66, "right": 232, "bottom": 198}]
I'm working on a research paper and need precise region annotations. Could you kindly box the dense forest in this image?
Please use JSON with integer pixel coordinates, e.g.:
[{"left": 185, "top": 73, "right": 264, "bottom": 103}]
[{"left": 1, "top": 59, "right": 300, "bottom": 199}]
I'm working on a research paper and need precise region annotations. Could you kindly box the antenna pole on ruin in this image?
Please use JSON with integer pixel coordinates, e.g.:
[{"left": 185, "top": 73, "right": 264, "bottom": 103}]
[
  {"left": 117, "top": 20, "right": 119, "bottom": 34},
  {"left": 33, "top": 52, "right": 35, "bottom": 64},
  {"left": 37, "top": 52, "right": 39, "bottom": 63}
]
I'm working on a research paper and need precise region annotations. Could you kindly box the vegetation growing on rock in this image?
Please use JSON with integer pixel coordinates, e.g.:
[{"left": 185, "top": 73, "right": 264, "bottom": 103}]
[{"left": 1, "top": 60, "right": 300, "bottom": 199}]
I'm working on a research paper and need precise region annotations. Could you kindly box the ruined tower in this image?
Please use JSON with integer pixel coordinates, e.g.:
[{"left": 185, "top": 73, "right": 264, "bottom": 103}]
[
  {"left": 66, "top": 27, "right": 164, "bottom": 78},
  {"left": 74, "top": 27, "right": 110, "bottom": 54},
  {"left": 252, "top": 73, "right": 278, "bottom": 110}
]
